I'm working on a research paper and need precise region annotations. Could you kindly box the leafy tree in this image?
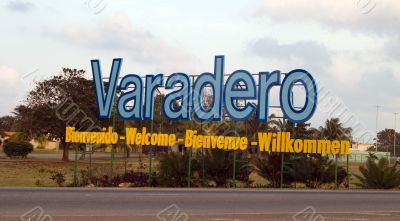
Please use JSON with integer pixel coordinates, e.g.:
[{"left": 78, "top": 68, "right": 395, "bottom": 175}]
[
  {"left": 375, "top": 129, "right": 400, "bottom": 155},
  {"left": 14, "top": 68, "right": 109, "bottom": 161},
  {"left": 0, "top": 116, "right": 15, "bottom": 132},
  {"left": 354, "top": 155, "right": 400, "bottom": 189}
]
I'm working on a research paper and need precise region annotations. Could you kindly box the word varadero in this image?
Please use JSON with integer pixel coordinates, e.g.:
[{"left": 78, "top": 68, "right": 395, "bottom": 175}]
[{"left": 91, "top": 56, "right": 317, "bottom": 123}]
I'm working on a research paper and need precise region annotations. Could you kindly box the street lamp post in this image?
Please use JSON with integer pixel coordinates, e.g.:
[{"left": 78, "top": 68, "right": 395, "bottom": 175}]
[
  {"left": 375, "top": 105, "right": 380, "bottom": 153},
  {"left": 395, "top": 113, "right": 398, "bottom": 157}
]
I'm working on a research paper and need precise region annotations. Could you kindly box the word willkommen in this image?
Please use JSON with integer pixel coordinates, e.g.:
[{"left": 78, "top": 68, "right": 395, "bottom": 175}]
[
  {"left": 91, "top": 56, "right": 317, "bottom": 123},
  {"left": 258, "top": 132, "right": 350, "bottom": 154}
]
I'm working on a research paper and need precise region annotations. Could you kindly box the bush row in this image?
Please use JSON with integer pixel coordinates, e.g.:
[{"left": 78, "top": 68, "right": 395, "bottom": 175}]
[{"left": 43, "top": 150, "right": 400, "bottom": 189}]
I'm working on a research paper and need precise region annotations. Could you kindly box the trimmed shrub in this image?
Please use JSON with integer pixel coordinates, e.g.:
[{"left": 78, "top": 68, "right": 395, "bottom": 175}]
[{"left": 3, "top": 141, "right": 33, "bottom": 158}]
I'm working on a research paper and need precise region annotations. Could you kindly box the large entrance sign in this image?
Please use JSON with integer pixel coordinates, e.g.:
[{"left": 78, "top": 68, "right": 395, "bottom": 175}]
[
  {"left": 65, "top": 55, "right": 351, "bottom": 155},
  {"left": 91, "top": 56, "right": 317, "bottom": 123}
]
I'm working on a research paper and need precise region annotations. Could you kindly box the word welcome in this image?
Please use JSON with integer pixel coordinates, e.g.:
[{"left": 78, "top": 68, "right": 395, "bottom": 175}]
[{"left": 91, "top": 56, "right": 317, "bottom": 123}]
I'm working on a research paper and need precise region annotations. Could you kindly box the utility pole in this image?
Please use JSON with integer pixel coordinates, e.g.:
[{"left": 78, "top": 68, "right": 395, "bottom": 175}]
[
  {"left": 395, "top": 113, "right": 398, "bottom": 157},
  {"left": 375, "top": 105, "right": 380, "bottom": 153}
]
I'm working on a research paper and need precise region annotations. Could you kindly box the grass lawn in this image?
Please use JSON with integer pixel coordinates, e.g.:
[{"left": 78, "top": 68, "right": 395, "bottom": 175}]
[
  {"left": 0, "top": 155, "right": 150, "bottom": 187},
  {"left": 0, "top": 160, "right": 76, "bottom": 187}
]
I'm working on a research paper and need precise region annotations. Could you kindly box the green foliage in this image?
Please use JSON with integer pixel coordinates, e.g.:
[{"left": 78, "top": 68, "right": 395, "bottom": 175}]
[
  {"left": 9, "top": 132, "right": 29, "bottom": 142},
  {"left": 373, "top": 129, "right": 400, "bottom": 155},
  {"left": 13, "top": 68, "right": 110, "bottom": 161},
  {"left": 157, "top": 152, "right": 198, "bottom": 187},
  {"left": 89, "top": 171, "right": 151, "bottom": 187},
  {"left": 366, "top": 146, "right": 379, "bottom": 152},
  {"left": 252, "top": 153, "right": 347, "bottom": 188},
  {"left": 204, "top": 150, "right": 251, "bottom": 187},
  {"left": 50, "top": 170, "right": 66, "bottom": 187},
  {"left": 319, "top": 118, "right": 352, "bottom": 140},
  {"left": 156, "top": 150, "right": 251, "bottom": 188},
  {"left": 0, "top": 116, "right": 15, "bottom": 132},
  {"left": 354, "top": 156, "right": 400, "bottom": 189},
  {"left": 377, "top": 129, "right": 399, "bottom": 147},
  {"left": 73, "top": 167, "right": 105, "bottom": 187},
  {"left": 203, "top": 150, "right": 230, "bottom": 187},
  {"left": 3, "top": 141, "right": 33, "bottom": 158},
  {"left": 252, "top": 153, "right": 294, "bottom": 188},
  {"left": 291, "top": 155, "right": 347, "bottom": 188}
]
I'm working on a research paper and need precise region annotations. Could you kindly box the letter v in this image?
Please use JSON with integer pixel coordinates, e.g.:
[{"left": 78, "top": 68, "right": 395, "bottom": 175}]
[{"left": 91, "top": 58, "right": 122, "bottom": 118}]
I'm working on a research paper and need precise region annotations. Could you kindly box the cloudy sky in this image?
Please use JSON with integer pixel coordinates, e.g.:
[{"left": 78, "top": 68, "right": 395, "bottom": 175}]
[{"left": 0, "top": 0, "right": 399, "bottom": 142}]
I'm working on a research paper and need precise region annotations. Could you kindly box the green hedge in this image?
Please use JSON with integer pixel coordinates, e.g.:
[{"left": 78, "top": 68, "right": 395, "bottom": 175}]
[{"left": 3, "top": 141, "right": 33, "bottom": 158}]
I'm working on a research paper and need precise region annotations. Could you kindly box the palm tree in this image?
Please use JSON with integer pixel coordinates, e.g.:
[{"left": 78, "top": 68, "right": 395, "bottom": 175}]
[
  {"left": 252, "top": 152, "right": 295, "bottom": 187},
  {"left": 271, "top": 119, "right": 313, "bottom": 138},
  {"left": 247, "top": 112, "right": 276, "bottom": 136},
  {"left": 319, "top": 118, "right": 352, "bottom": 140},
  {"left": 317, "top": 118, "right": 352, "bottom": 188},
  {"left": 291, "top": 155, "right": 348, "bottom": 188},
  {"left": 270, "top": 117, "right": 288, "bottom": 132},
  {"left": 354, "top": 155, "right": 400, "bottom": 189}
]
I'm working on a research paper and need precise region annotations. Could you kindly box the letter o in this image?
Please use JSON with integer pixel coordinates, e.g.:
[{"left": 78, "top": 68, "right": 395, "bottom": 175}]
[
  {"left": 111, "top": 132, "right": 118, "bottom": 144},
  {"left": 280, "top": 69, "right": 317, "bottom": 123},
  {"left": 151, "top": 134, "right": 158, "bottom": 146},
  {"left": 294, "top": 139, "right": 303, "bottom": 153}
]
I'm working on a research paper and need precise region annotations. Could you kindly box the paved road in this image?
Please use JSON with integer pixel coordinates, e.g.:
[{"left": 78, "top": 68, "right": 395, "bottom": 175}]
[{"left": 1, "top": 188, "right": 400, "bottom": 221}]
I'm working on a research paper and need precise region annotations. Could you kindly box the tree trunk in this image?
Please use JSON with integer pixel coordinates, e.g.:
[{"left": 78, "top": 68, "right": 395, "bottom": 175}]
[{"left": 62, "top": 141, "right": 69, "bottom": 162}]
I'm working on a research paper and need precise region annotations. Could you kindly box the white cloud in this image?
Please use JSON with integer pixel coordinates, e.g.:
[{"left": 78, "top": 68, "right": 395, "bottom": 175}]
[
  {"left": 382, "top": 36, "right": 400, "bottom": 61},
  {"left": 254, "top": 0, "right": 400, "bottom": 35},
  {"left": 313, "top": 48, "right": 400, "bottom": 112},
  {"left": 249, "top": 37, "right": 331, "bottom": 73},
  {"left": 246, "top": 32, "right": 400, "bottom": 132},
  {"left": 45, "top": 13, "right": 198, "bottom": 73},
  {"left": 327, "top": 52, "right": 364, "bottom": 83},
  {"left": 5, "top": 0, "right": 35, "bottom": 13},
  {"left": 0, "top": 66, "right": 19, "bottom": 84},
  {"left": 0, "top": 66, "right": 24, "bottom": 116}
]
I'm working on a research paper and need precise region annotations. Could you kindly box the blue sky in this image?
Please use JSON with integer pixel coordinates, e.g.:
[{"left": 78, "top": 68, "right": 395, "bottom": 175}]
[{"left": 0, "top": 0, "right": 399, "bottom": 143}]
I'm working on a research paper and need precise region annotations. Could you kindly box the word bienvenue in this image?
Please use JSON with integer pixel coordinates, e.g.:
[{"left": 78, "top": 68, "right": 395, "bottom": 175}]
[{"left": 91, "top": 56, "right": 317, "bottom": 123}]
